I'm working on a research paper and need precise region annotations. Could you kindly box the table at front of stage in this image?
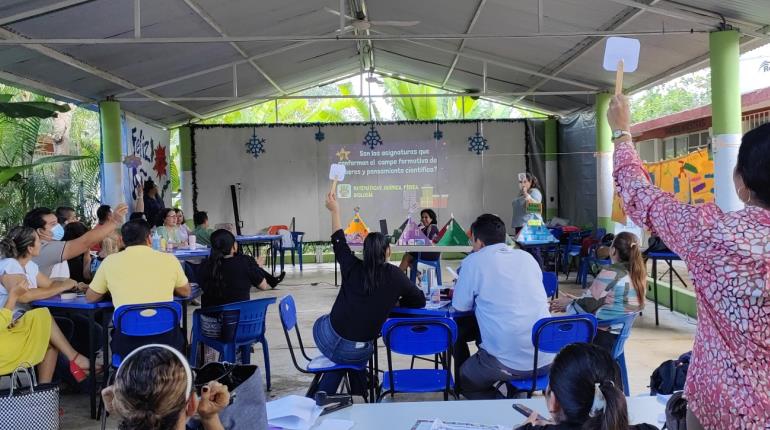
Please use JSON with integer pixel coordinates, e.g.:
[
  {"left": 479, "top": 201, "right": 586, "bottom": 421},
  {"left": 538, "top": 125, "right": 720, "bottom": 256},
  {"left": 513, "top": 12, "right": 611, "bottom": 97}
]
[
  {"left": 647, "top": 251, "right": 687, "bottom": 326},
  {"left": 31, "top": 286, "right": 202, "bottom": 419},
  {"left": 236, "top": 234, "right": 283, "bottom": 274},
  {"left": 315, "top": 396, "right": 665, "bottom": 429},
  {"left": 335, "top": 244, "right": 473, "bottom": 286}
]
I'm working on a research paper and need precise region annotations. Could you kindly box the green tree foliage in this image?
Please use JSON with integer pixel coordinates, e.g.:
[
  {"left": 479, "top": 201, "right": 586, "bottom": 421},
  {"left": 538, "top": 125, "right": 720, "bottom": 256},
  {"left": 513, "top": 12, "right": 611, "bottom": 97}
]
[{"left": 630, "top": 70, "right": 711, "bottom": 123}]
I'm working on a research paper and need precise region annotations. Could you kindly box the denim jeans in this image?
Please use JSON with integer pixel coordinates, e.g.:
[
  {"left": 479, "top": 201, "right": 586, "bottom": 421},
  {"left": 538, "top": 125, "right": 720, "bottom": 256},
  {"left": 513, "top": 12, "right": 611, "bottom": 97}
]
[
  {"left": 312, "top": 314, "right": 373, "bottom": 396},
  {"left": 312, "top": 314, "right": 373, "bottom": 364}
]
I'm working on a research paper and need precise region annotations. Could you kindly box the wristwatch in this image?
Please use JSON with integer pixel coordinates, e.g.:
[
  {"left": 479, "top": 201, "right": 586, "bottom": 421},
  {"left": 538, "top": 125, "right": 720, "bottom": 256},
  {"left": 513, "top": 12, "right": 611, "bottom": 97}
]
[{"left": 612, "top": 130, "right": 632, "bottom": 141}]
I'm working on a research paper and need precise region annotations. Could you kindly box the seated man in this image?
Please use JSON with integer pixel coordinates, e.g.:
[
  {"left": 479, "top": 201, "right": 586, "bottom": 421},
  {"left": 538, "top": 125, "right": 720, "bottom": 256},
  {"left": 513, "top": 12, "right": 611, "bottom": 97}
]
[
  {"left": 193, "top": 211, "right": 213, "bottom": 246},
  {"left": 452, "top": 214, "right": 553, "bottom": 400},
  {"left": 86, "top": 219, "right": 191, "bottom": 356}
]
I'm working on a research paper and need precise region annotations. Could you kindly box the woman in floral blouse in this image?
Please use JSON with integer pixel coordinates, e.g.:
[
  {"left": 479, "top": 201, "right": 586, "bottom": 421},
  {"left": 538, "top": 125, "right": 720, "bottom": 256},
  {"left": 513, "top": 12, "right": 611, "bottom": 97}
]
[{"left": 608, "top": 95, "right": 769, "bottom": 430}]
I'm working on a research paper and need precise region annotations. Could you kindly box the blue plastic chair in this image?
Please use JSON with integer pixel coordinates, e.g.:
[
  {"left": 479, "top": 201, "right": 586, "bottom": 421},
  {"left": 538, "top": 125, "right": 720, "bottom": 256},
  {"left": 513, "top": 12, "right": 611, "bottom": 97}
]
[
  {"left": 409, "top": 257, "right": 443, "bottom": 285},
  {"left": 507, "top": 314, "right": 597, "bottom": 398},
  {"left": 278, "top": 295, "right": 370, "bottom": 399},
  {"left": 542, "top": 272, "right": 558, "bottom": 299},
  {"left": 380, "top": 317, "right": 458, "bottom": 401},
  {"left": 278, "top": 231, "right": 305, "bottom": 272},
  {"left": 561, "top": 232, "right": 582, "bottom": 279},
  {"left": 598, "top": 312, "right": 639, "bottom": 396},
  {"left": 111, "top": 301, "right": 183, "bottom": 368},
  {"left": 100, "top": 301, "right": 184, "bottom": 423},
  {"left": 189, "top": 297, "right": 276, "bottom": 389}
]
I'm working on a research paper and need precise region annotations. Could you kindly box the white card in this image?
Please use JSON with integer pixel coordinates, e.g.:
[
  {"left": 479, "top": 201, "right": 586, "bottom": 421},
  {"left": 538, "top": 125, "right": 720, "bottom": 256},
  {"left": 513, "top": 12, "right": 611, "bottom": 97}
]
[
  {"left": 329, "top": 163, "right": 346, "bottom": 181},
  {"left": 603, "top": 37, "right": 640, "bottom": 72}
]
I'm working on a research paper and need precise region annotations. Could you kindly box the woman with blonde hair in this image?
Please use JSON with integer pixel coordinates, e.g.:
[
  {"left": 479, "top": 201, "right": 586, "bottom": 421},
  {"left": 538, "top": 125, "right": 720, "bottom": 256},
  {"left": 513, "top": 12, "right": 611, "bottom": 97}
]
[{"left": 102, "top": 344, "right": 230, "bottom": 430}]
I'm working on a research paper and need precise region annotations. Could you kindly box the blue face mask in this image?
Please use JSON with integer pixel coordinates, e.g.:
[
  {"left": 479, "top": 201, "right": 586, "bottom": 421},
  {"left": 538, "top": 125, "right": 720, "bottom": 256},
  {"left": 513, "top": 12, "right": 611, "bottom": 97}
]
[{"left": 52, "top": 224, "right": 65, "bottom": 241}]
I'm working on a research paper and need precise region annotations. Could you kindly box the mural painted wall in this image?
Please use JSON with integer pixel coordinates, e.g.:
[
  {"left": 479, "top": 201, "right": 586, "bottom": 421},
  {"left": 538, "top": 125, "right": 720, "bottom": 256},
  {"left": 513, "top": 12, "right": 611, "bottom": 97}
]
[{"left": 121, "top": 114, "right": 171, "bottom": 209}]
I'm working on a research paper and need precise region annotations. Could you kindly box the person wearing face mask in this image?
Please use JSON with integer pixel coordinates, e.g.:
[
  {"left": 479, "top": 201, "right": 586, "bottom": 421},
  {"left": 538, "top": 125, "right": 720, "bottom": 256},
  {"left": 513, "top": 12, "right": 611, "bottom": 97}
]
[{"left": 22, "top": 204, "right": 128, "bottom": 278}]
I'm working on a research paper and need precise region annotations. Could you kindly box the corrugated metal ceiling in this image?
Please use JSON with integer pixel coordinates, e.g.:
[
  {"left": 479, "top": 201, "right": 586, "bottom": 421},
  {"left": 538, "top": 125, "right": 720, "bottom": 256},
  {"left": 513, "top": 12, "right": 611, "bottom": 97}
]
[{"left": 0, "top": 0, "right": 767, "bottom": 126}]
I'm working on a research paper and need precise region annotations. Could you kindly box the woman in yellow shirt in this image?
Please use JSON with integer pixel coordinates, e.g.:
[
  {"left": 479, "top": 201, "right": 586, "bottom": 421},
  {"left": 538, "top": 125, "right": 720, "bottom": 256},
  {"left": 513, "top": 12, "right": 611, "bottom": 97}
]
[{"left": 0, "top": 227, "right": 91, "bottom": 382}]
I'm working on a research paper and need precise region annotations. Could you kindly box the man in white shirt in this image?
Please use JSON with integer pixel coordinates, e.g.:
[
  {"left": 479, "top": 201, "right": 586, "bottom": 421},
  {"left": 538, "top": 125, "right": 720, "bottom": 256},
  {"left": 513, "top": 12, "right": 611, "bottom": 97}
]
[{"left": 452, "top": 214, "right": 553, "bottom": 399}]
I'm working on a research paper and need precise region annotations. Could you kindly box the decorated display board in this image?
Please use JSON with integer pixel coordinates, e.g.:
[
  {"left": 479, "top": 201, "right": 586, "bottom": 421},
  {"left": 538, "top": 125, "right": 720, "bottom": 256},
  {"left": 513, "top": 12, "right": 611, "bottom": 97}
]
[
  {"left": 121, "top": 114, "right": 171, "bottom": 210},
  {"left": 612, "top": 149, "right": 714, "bottom": 223},
  {"left": 191, "top": 120, "right": 531, "bottom": 240}
]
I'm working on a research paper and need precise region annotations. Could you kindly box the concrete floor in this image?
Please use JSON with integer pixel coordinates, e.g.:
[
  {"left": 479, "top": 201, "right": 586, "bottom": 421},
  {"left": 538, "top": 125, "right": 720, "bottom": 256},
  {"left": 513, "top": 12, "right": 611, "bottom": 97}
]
[{"left": 60, "top": 260, "right": 696, "bottom": 429}]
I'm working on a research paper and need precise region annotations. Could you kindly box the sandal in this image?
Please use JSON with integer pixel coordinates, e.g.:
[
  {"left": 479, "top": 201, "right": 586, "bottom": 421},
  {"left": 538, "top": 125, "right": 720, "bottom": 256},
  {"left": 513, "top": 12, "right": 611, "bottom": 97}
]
[{"left": 69, "top": 354, "right": 88, "bottom": 383}]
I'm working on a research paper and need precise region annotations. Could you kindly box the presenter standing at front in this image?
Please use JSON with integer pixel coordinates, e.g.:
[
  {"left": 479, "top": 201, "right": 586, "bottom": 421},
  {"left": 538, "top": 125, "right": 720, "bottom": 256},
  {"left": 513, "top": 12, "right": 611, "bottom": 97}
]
[{"left": 511, "top": 173, "right": 542, "bottom": 233}]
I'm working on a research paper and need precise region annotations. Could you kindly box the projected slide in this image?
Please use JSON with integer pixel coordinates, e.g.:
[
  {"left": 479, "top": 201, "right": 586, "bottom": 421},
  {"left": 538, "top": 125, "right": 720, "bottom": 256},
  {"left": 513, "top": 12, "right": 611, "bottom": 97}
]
[{"left": 329, "top": 140, "right": 449, "bottom": 211}]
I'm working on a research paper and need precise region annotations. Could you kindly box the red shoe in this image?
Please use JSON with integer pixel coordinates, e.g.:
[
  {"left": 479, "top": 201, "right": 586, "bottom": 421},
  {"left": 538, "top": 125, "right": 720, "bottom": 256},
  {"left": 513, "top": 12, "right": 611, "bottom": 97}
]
[{"left": 69, "top": 354, "right": 88, "bottom": 383}]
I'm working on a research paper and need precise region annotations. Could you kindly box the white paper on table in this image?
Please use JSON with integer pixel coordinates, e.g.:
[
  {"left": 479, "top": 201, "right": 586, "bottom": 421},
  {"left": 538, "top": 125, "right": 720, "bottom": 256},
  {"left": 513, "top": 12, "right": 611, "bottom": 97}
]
[
  {"left": 267, "top": 395, "right": 324, "bottom": 430},
  {"left": 424, "top": 300, "right": 450, "bottom": 310},
  {"left": 411, "top": 419, "right": 506, "bottom": 430},
  {"left": 313, "top": 418, "right": 355, "bottom": 430}
]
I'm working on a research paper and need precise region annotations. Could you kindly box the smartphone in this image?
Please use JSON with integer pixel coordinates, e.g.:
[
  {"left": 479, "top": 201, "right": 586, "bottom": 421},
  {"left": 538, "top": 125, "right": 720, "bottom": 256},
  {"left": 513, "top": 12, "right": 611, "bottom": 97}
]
[
  {"left": 518, "top": 172, "right": 527, "bottom": 182},
  {"left": 512, "top": 403, "right": 546, "bottom": 421}
]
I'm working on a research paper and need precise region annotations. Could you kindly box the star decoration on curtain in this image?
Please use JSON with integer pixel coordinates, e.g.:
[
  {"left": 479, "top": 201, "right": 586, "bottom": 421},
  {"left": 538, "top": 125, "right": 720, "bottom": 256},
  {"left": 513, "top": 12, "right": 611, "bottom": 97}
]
[
  {"left": 336, "top": 147, "right": 351, "bottom": 161},
  {"left": 362, "top": 124, "right": 383, "bottom": 150},
  {"left": 245, "top": 128, "right": 266, "bottom": 159}
]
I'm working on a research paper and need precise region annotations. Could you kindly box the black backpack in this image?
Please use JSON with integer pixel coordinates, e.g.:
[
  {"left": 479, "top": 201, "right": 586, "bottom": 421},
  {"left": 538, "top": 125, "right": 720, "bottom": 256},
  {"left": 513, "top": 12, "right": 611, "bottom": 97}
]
[{"left": 650, "top": 352, "right": 691, "bottom": 395}]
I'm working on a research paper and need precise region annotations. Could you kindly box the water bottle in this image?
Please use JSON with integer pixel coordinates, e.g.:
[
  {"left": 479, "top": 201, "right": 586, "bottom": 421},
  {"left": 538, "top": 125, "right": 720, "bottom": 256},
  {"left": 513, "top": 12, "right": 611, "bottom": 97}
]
[{"left": 151, "top": 232, "right": 160, "bottom": 251}]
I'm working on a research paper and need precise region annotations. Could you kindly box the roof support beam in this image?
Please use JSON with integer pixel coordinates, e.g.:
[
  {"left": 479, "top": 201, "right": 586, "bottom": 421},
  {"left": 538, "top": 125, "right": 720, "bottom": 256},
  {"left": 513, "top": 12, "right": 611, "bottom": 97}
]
[
  {"left": 0, "top": 27, "right": 204, "bottom": 119},
  {"left": 602, "top": 0, "right": 769, "bottom": 38},
  {"left": 0, "top": 70, "right": 168, "bottom": 128},
  {"left": 181, "top": 0, "right": 286, "bottom": 95},
  {"left": 511, "top": 0, "right": 660, "bottom": 106},
  {"left": 401, "top": 37, "right": 602, "bottom": 90},
  {"left": 441, "top": 0, "right": 487, "bottom": 87},
  {"left": 0, "top": 29, "right": 712, "bottom": 45},
  {"left": 0, "top": 0, "right": 97, "bottom": 26},
  {"left": 118, "top": 90, "right": 596, "bottom": 102},
  {"left": 134, "top": 0, "right": 141, "bottom": 38}
]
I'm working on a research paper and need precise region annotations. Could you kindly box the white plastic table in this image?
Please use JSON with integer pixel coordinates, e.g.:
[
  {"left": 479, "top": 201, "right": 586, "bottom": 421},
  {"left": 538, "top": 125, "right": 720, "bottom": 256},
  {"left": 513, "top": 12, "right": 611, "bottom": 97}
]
[{"left": 314, "top": 396, "right": 664, "bottom": 429}]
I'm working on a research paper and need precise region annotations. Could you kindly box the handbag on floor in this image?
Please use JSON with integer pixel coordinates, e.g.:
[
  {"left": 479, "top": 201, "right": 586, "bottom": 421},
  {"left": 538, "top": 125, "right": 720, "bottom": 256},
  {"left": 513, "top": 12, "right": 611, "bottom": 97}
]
[
  {"left": 0, "top": 365, "right": 60, "bottom": 430},
  {"left": 188, "top": 362, "right": 268, "bottom": 430}
]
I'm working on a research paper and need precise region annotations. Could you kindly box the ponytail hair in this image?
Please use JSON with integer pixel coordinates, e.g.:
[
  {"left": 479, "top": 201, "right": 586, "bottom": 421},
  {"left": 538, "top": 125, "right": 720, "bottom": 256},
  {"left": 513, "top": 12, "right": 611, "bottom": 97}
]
[
  {"left": 362, "top": 232, "right": 389, "bottom": 294},
  {"left": 203, "top": 229, "right": 236, "bottom": 300},
  {"left": 547, "top": 343, "right": 629, "bottom": 430},
  {"left": 611, "top": 232, "right": 647, "bottom": 309},
  {"left": 0, "top": 226, "right": 37, "bottom": 259}
]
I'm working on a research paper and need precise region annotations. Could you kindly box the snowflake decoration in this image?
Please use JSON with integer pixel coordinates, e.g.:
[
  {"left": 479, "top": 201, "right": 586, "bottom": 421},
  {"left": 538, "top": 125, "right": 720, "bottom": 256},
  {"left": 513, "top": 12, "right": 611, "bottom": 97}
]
[
  {"left": 315, "top": 126, "right": 325, "bottom": 142},
  {"left": 467, "top": 132, "right": 489, "bottom": 155},
  {"left": 245, "top": 128, "right": 266, "bottom": 159},
  {"left": 153, "top": 145, "right": 168, "bottom": 178},
  {"left": 433, "top": 125, "right": 443, "bottom": 141},
  {"left": 362, "top": 124, "right": 383, "bottom": 150}
]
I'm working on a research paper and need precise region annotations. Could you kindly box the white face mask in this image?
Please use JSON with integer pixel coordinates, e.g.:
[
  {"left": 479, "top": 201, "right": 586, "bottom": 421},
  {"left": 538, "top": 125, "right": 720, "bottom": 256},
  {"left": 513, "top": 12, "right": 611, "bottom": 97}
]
[{"left": 51, "top": 224, "right": 65, "bottom": 241}]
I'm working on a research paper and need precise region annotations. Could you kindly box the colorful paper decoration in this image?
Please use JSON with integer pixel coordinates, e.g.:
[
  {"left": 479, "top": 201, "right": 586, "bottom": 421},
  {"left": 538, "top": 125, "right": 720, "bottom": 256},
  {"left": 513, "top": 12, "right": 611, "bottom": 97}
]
[
  {"left": 467, "top": 122, "right": 489, "bottom": 155},
  {"left": 245, "top": 127, "right": 266, "bottom": 159},
  {"left": 436, "top": 217, "right": 471, "bottom": 246},
  {"left": 397, "top": 216, "right": 433, "bottom": 246},
  {"left": 343, "top": 207, "right": 370, "bottom": 244},
  {"left": 153, "top": 145, "right": 168, "bottom": 179},
  {"left": 362, "top": 123, "right": 383, "bottom": 150}
]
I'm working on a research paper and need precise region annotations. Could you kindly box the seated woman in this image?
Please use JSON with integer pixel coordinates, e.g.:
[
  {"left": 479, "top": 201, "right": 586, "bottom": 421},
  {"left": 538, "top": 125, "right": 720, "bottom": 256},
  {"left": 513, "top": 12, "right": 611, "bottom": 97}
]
[
  {"left": 101, "top": 344, "right": 230, "bottom": 430},
  {"left": 198, "top": 229, "right": 285, "bottom": 308},
  {"left": 0, "top": 228, "right": 90, "bottom": 383},
  {"left": 550, "top": 232, "right": 646, "bottom": 352},
  {"left": 518, "top": 343, "right": 658, "bottom": 430},
  {"left": 175, "top": 208, "right": 191, "bottom": 244},
  {"left": 315, "top": 192, "right": 426, "bottom": 395},
  {"left": 96, "top": 204, "right": 123, "bottom": 260},
  {"left": 398, "top": 209, "right": 440, "bottom": 273},
  {"left": 63, "top": 221, "right": 92, "bottom": 283},
  {"left": 156, "top": 208, "right": 187, "bottom": 246}
]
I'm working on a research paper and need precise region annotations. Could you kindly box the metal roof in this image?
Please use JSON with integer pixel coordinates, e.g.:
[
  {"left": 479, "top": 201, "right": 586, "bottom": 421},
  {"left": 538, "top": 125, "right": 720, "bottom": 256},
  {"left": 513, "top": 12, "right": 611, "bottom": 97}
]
[{"left": 0, "top": 0, "right": 767, "bottom": 127}]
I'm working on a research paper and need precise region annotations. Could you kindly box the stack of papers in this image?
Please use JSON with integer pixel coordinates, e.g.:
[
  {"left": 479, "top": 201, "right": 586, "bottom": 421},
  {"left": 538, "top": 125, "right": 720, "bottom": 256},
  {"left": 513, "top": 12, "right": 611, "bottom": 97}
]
[
  {"left": 424, "top": 300, "right": 451, "bottom": 310},
  {"left": 267, "top": 395, "right": 323, "bottom": 430}
]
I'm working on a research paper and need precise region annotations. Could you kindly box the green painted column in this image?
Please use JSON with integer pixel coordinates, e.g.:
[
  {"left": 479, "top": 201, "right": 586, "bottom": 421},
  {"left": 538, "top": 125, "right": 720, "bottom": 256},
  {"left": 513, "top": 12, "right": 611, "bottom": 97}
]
[
  {"left": 99, "top": 100, "right": 123, "bottom": 206},
  {"left": 544, "top": 118, "right": 558, "bottom": 219},
  {"left": 595, "top": 93, "right": 614, "bottom": 231},
  {"left": 709, "top": 30, "right": 743, "bottom": 211},
  {"left": 179, "top": 126, "right": 194, "bottom": 223}
]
